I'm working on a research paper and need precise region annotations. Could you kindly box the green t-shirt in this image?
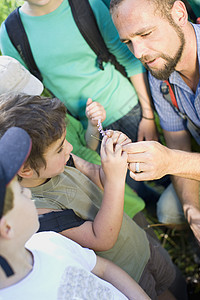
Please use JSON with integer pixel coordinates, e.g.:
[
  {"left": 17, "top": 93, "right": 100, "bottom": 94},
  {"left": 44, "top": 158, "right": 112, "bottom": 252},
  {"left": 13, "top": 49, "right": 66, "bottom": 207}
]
[
  {"left": 31, "top": 166, "right": 150, "bottom": 282},
  {"left": 0, "top": 0, "right": 145, "bottom": 128},
  {"left": 66, "top": 114, "right": 145, "bottom": 218}
]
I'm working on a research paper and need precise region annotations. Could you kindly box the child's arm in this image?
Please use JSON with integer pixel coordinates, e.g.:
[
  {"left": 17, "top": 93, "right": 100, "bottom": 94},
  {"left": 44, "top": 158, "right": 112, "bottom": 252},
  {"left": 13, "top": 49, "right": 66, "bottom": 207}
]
[
  {"left": 61, "top": 136, "right": 128, "bottom": 251},
  {"left": 92, "top": 256, "right": 151, "bottom": 300},
  {"left": 85, "top": 98, "right": 106, "bottom": 150}
]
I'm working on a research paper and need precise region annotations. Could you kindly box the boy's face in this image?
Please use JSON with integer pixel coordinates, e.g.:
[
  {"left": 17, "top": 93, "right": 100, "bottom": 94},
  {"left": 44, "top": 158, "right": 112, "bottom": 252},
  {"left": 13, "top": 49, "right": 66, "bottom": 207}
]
[
  {"left": 26, "top": 0, "right": 52, "bottom": 5},
  {"left": 7, "top": 179, "right": 39, "bottom": 241},
  {"left": 36, "top": 131, "right": 73, "bottom": 180}
]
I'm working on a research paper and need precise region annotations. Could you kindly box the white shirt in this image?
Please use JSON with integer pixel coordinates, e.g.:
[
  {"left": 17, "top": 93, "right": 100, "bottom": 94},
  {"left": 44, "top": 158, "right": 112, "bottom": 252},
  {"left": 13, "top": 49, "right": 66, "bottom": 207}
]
[{"left": 0, "top": 232, "right": 127, "bottom": 300}]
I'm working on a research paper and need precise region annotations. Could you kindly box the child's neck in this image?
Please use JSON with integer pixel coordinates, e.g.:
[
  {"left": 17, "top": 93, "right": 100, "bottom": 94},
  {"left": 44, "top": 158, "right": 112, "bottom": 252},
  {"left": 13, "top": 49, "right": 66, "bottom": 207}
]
[
  {"left": 21, "top": 0, "right": 64, "bottom": 16},
  {"left": 0, "top": 248, "right": 33, "bottom": 289},
  {"left": 21, "top": 177, "right": 49, "bottom": 188}
]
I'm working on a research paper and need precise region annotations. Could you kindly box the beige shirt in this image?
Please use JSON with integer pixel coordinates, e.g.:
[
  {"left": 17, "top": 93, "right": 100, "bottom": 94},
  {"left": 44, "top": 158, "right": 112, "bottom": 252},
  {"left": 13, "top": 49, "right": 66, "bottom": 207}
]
[{"left": 31, "top": 166, "right": 150, "bottom": 282}]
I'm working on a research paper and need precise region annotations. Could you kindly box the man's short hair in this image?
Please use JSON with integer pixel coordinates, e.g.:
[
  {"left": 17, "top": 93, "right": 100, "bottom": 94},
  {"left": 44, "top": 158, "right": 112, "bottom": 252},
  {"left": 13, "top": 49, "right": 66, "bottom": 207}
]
[
  {"left": 0, "top": 92, "right": 67, "bottom": 175},
  {"left": 110, "top": 0, "right": 176, "bottom": 16}
]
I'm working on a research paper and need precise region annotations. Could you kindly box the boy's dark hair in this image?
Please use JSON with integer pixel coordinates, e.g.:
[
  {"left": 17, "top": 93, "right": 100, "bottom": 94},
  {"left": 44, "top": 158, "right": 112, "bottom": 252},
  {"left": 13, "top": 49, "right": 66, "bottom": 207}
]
[{"left": 0, "top": 92, "right": 67, "bottom": 176}]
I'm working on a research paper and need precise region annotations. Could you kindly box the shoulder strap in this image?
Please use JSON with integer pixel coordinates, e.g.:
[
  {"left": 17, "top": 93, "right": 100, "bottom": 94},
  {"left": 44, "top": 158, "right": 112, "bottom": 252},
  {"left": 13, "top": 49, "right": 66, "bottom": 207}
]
[
  {"left": 38, "top": 209, "right": 86, "bottom": 233},
  {"left": 68, "top": 0, "right": 128, "bottom": 77},
  {"left": 4, "top": 7, "right": 43, "bottom": 81},
  {"left": 160, "top": 80, "right": 178, "bottom": 109},
  {"left": 5, "top": 1, "right": 127, "bottom": 80},
  {"left": 182, "top": 0, "right": 199, "bottom": 23}
]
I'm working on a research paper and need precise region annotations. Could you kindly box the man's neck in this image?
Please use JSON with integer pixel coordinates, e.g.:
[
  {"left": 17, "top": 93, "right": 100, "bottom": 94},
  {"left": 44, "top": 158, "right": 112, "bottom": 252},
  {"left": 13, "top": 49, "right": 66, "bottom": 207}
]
[
  {"left": 175, "top": 23, "right": 199, "bottom": 93},
  {"left": 21, "top": 0, "right": 64, "bottom": 16}
]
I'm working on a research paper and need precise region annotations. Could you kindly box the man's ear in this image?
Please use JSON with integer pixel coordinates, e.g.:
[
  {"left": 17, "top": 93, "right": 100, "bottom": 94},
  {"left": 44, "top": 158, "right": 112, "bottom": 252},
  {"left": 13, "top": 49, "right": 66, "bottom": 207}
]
[
  {"left": 0, "top": 216, "right": 14, "bottom": 239},
  {"left": 18, "top": 163, "right": 34, "bottom": 178},
  {"left": 172, "top": 1, "right": 188, "bottom": 26}
]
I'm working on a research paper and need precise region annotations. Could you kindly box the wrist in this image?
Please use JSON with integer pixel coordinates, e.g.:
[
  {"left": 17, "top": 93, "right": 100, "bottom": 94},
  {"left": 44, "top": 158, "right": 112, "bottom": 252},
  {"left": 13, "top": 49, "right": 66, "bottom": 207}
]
[{"left": 142, "top": 115, "right": 155, "bottom": 120}]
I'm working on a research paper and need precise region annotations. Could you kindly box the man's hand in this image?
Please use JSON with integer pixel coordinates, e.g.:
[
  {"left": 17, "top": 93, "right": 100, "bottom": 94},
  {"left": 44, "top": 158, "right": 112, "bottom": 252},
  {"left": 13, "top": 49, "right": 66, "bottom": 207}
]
[
  {"left": 185, "top": 206, "right": 200, "bottom": 247},
  {"left": 123, "top": 140, "right": 170, "bottom": 181}
]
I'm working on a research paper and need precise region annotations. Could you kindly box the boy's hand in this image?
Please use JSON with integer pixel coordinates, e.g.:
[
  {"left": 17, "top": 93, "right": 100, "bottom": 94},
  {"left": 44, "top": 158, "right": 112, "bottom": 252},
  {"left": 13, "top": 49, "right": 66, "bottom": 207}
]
[
  {"left": 85, "top": 98, "right": 106, "bottom": 126},
  {"left": 100, "top": 135, "right": 128, "bottom": 183},
  {"left": 106, "top": 130, "right": 132, "bottom": 146}
]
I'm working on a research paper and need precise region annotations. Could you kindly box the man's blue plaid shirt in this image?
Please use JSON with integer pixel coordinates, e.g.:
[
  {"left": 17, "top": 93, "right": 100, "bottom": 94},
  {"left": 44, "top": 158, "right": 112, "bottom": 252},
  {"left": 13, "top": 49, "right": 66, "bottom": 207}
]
[{"left": 149, "top": 23, "right": 200, "bottom": 134}]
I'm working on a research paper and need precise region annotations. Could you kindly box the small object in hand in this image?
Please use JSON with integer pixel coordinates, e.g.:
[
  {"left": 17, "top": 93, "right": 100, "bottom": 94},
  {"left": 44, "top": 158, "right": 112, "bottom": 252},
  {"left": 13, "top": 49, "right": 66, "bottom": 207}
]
[
  {"left": 91, "top": 135, "right": 102, "bottom": 142},
  {"left": 97, "top": 119, "right": 106, "bottom": 137}
]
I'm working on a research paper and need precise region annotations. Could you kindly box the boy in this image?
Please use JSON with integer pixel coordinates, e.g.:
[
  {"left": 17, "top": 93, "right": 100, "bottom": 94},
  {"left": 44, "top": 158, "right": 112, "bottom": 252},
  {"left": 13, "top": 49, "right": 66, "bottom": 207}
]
[
  {"left": 0, "top": 127, "right": 150, "bottom": 299},
  {"left": 0, "top": 92, "right": 178, "bottom": 299},
  {"left": 0, "top": 55, "right": 145, "bottom": 219}
]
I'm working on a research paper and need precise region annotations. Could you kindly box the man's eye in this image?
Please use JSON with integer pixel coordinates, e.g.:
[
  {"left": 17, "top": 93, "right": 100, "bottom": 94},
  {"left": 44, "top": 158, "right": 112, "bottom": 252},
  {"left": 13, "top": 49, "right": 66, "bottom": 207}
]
[{"left": 141, "top": 31, "right": 151, "bottom": 37}]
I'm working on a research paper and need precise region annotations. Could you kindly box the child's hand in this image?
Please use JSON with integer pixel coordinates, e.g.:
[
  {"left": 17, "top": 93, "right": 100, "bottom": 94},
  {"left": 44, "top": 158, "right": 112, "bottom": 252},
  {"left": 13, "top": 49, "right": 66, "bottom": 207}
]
[
  {"left": 106, "top": 130, "right": 132, "bottom": 146},
  {"left": 100, "top": 135, "right": 128, "bottom": 183},
  {"left": 85, "top": 98, "right": 106, "bottom": 126}
]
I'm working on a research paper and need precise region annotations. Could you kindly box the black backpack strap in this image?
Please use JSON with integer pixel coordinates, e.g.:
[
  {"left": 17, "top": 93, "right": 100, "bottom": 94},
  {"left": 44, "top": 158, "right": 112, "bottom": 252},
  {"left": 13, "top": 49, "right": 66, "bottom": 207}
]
[
  {"left": 182, "top": 0, "right": 199, "bottom": 23},
  {"left": 38, "top": 209, "right": 86, "bottom": 233},
  {"left": 4, "top": 7, "right": 43, "bottom": 82},
  {"left": 68, "top": 0, "right": 127, "bottom": 77}
]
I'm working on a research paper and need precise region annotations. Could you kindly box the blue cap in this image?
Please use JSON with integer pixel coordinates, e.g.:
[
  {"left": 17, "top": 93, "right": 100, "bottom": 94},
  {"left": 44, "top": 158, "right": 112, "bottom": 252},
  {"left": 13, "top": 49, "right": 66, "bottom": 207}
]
[
  {"left": 0, "top": 127, "right": 32, "bottom": 219},
  {"left": 0, "top": 127, "right": 32, "bottom": 277}
]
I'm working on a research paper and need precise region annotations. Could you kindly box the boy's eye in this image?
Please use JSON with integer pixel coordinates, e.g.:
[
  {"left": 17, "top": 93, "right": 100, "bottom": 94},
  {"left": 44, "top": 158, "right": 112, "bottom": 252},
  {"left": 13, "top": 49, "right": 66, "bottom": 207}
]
[{"left": 57, "top": 146, "right": 64, "bottom": 154}]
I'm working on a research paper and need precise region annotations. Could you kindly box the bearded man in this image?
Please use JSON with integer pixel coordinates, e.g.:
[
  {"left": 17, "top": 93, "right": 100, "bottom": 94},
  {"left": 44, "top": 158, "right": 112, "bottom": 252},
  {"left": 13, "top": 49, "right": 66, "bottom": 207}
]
[{"left": 111, "top": 0, "right": 200, "bottom": 245}]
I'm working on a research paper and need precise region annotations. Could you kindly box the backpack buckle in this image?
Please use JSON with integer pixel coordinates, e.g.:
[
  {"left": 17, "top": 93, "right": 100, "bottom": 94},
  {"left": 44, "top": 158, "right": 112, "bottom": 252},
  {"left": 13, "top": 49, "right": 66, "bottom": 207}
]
[
  {"left": 160, "top": 81, "right": 169, "bottom": 95},
  {"left": 97, "top": 56, "right": 104, "bottom": 70}
]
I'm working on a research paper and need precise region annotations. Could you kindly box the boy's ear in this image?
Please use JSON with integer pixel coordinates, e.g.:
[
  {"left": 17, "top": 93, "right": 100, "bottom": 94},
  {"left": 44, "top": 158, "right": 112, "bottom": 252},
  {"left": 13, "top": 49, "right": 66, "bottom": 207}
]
[
  {"left": 18, "top": 163, "right": 34, "bottom": 178},
  {"left": 0, "top": 217, "right": 14, "bottom": 239}
]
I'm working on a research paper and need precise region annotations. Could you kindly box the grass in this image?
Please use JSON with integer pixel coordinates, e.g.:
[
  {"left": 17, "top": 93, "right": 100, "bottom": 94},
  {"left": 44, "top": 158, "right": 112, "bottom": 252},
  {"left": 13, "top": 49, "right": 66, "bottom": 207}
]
[{"left": 143, "top": 192, "right": 200, "bottom": 299}]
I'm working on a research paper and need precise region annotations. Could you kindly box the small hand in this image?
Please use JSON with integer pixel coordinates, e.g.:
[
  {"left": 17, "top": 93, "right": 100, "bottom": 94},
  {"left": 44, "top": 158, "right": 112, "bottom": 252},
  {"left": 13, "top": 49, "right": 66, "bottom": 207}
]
[
  {"left": 85, "top": 98, "right": 106, "bottom": 126},
  {"left": 137, "top": 118, "right": 158, "bottom": 141},
  {"left": 105, "top": 130, "right": 132, "bottom": 146},
  {"left": 100, "top": 135, "right": 128, "bottom": 183}
]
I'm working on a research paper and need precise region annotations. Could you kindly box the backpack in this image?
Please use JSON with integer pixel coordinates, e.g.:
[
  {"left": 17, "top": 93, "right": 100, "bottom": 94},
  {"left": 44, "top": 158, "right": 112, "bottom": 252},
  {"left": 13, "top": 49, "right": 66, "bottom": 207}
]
[{"left": 4, "top": 0, "right": 127, "bottom": 83}]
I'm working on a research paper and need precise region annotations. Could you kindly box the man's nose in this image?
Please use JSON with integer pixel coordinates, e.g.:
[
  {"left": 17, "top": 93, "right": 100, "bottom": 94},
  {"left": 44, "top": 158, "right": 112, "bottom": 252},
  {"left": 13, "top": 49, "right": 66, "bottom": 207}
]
[{"left": 130, "top": 40, "right": 146, "bottom": 59}]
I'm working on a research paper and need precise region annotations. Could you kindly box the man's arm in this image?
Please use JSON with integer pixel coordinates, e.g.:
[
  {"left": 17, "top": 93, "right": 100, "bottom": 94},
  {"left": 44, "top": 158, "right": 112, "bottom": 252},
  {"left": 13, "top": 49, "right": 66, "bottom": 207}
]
[
  {"left": 130, "top": 72, "right": 158, "bottom": 141},
  {"left": 123, "top": 139, "right": 200, "bottom": 181},
  {"left": 164, "top": 129, "right": 200, "bottom": 244},
  {"left": 92, "top": 256, "right": 151, "bottom": 300}
]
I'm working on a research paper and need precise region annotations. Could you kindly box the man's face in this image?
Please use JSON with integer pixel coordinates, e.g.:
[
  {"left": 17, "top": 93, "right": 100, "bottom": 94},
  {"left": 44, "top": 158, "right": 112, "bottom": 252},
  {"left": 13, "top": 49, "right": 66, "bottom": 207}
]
[
  {"left": 112, "top": 0, "right": 185, "bottom": 80},
  {"left": 36, "top": 131, "right": 73, "bottom": 180}
]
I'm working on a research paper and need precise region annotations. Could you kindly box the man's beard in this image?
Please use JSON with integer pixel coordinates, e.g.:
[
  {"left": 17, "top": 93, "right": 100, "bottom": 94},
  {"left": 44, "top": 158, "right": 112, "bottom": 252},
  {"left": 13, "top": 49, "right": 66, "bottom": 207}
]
[{"left": 140, "top": 24, "right": 185, "bottom": 80}]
